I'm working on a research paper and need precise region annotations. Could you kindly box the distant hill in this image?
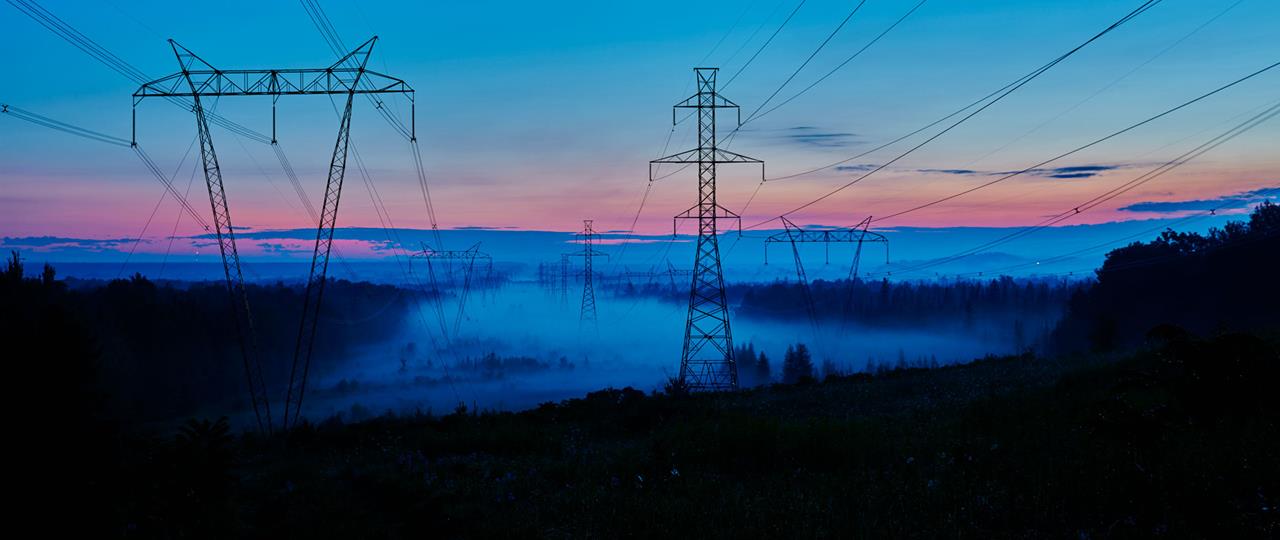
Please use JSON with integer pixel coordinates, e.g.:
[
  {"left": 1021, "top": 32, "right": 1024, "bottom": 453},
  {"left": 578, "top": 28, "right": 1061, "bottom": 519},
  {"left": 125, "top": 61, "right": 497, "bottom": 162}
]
[{"left": 4, "top": 214, "right": 1249, "bottom": 282}]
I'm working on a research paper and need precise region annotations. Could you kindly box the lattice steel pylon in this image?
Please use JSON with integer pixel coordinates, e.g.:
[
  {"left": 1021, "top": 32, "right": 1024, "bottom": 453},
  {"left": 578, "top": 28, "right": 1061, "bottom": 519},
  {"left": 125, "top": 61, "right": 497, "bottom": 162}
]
[
  {"left": 651, "top": 68, "right": 764, "bottom": 391},
  {"left": 133, "top": 37, "right": 414, "bottom": 432},
  {"left": 413, "top": 242, "right": 493, "bottom": 336},
  {"left": 764, "top": 216, "right": 889, "bottom": 337},
  {"left": 567, "top": 219, "right": 608, "bottom": 328}
]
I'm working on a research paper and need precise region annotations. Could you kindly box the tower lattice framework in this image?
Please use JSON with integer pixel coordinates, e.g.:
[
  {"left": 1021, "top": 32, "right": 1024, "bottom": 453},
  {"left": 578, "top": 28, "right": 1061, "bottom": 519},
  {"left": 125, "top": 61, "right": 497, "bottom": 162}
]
[
  {"left": 570, "top": 219, "right": 607, "bottom": 327},
  {"left": 651, "top": 68, "right": 763, "bottom": 391}
]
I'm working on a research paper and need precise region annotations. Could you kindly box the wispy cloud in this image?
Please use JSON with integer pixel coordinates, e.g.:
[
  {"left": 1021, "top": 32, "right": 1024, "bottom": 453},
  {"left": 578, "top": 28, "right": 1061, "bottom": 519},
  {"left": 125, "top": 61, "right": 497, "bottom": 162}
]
[
  {"left": 257, "top": 241, "right": 309, "bottom": 254},
  {"left": 917, "top": 164, "right": 1124, "bottom": 179},
  {"left": 917, "top": 168, "right": 980, "bottom": 176},
  {"left": 0, "top": 236, "right": 137, "bottom": 251},
  {"left": 1033, "top": 165, "right": 1118, "bottom": 179},
  {"left": 777, "top": 126, "right": 859, "bottom": 149},
  {"left": 1119, "top": 186, "right": 1279, "bottom": 213},
  {"left": 835, "top": 163, "right": 878, "bottom": 172}
]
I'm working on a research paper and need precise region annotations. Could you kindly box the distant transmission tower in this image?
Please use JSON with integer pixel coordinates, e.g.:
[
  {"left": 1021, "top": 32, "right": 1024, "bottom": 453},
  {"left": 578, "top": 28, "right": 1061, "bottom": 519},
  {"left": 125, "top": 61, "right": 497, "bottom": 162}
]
[
  {"left": 764, "top": 216, "right": 889, "bottom": 338},
  {"left": 651, "top": 68, "right": 764, "bottom": 391},
  {"left": 568, "top": 219, "right": 608, "bottom": 328},
  {"left": 413, "top": 242, "right": 493, "bottom": 336},
  {"left": 765, "top": 216, "right": 889, "bottom": 338}
]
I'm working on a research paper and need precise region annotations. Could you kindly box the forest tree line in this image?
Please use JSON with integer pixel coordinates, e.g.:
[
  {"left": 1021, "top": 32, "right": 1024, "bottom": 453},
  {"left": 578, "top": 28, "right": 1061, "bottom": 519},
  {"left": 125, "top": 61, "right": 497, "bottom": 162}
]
[
  {"left": 1051, "top": 201, "right": 1279, "bottom": 353},
  {"left": 731, "top": 275, "right": 1082, "bottom": 327},
  {"left": 1, "top": 257, "right": 418, "bottom": 425}
]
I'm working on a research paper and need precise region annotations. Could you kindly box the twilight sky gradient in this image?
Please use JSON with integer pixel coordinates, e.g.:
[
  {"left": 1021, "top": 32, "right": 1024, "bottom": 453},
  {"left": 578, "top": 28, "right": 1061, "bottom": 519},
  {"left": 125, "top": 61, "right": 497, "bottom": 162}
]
[{"left": 2, "top": 0, "right": 1278, "bottom": 263}]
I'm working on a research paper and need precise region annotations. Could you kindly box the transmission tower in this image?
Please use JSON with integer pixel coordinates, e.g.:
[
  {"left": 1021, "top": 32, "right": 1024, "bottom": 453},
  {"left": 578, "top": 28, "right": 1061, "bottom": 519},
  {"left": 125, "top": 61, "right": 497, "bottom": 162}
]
[
  {"left": 133, "top": 37, "right": 414, "bottom": 432},
  {"left": 567, "top": 219, "right": 608, "bottom": 327},
  {"left": 651, "top": 68, "right": 764, "bottom": 391},
  {"left": 764, "top": 216, "right": 889, "bottom": 337},
  {"left": 413, "top": 243, "right": 493, "bottom": 335}
]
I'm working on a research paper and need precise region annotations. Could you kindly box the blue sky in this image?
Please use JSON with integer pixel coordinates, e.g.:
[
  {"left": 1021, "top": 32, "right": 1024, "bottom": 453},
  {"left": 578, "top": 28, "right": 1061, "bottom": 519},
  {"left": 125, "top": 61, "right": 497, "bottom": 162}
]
[{"left": 1, "top": 0, "right": 1277, "bottom": 274}]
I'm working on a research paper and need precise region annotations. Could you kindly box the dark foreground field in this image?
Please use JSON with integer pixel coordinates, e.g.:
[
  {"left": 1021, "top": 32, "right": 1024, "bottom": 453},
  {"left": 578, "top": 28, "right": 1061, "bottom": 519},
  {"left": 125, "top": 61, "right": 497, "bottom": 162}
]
[{"left": 70, "top": 331, "right": 1276, "bottom": 538}]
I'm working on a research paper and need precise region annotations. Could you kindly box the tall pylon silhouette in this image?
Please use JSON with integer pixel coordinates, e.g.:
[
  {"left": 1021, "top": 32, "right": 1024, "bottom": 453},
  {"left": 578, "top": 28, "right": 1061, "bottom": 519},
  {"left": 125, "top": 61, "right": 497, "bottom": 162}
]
[
  {"left": 133, "top": 37, "right": 414, "bottom": 432},
  {"left": 651, "top": 68, "right": 764, "bottom": 391},
  {"left": 568, "top": 219, "right": 607, "bottom": 329}
]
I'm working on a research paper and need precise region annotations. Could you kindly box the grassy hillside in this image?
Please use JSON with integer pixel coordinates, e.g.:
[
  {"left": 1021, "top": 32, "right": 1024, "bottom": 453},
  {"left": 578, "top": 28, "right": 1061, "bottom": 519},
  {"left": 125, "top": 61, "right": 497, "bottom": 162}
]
[{"left": 100, "top": 331, "right": 1279, "bottom": 538}]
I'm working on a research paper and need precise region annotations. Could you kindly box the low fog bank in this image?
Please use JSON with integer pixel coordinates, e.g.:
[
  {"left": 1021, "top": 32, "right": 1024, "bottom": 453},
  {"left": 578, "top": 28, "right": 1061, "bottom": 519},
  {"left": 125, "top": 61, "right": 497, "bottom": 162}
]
[{"left": 299, "top": 281, "right": 1044, "bottom": 422}]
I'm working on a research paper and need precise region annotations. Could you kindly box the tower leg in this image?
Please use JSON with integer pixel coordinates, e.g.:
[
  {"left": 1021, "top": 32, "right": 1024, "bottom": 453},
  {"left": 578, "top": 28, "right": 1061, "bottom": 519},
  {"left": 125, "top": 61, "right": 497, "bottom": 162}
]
[
  {"left": 192, "top": 96, "right": 272, "bottom": 433},
  {"left": 284, "top": 91, "right": 356, "bottom": 430}
]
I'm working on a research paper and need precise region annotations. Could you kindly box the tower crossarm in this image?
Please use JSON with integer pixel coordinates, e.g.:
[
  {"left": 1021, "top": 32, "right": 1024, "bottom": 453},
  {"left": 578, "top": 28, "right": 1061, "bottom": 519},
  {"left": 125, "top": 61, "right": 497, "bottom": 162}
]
[
  {"left": 567, "top": 249, "right": 610, "bottom": 259},
  {"left": 764, "top": 216, "right": 889, "bottom": 264},
  {"left": 133, "top": 69, "right": 410, "bottom": 100},
  {"left": 417, "top": 243, "right": 492, "bottom": 262},
  {"left": 673, "top": 91, "right": 738, "bottom": 109},
  {"left": 673, "top": 202, "right": 742, "bottom": 236},
  {"left": 650, "top": 148, "right": 763, "bottom": 182},
  {"left": 414, "top": 243, "right": 495, "bottom": 275},
  {"left": 650, "top": 148, "right": 762, "bottom": 163},
  {"left": 765, "top": 228, "right": 889, "bottom": 245},
  {"left": 133, "top": 38, "right": 412, "bottom": 103},
  {"left": 671, "top": 84, "right": 741, "bottom": 125}
]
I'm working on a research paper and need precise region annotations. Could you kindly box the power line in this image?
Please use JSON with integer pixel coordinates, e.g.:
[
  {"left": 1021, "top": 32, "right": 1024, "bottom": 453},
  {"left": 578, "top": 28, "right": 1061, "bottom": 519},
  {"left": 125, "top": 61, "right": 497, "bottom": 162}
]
[
  {"left": 747, "top": 0, "right": 1165, "bottom": 229},
  {"left": 299, "top": 0, "right": 414, "bottom": 139},
  {"left": 313, "top": 89, "right": 465, "bottom": 404},
  {"left": 907, "top": 213, "right": 1278, "bottom": 282},
  {"left": 723, "top": 0, "right": 807, "bottom": 89},
  {"left": 2, "top": 103, "right": 131, "bottom": 147},
  {"left": 302, "top": 5, "right": 454, "bottom": 354},
  {"left": 742, "top": 0, "right": 869, "bottom": 124},
  {"left": 157, "top": 155, "right": 203, "bottom": 280},
  {"left": 869, "top": 61, "right": 1280, "bottom": 224},
  {"left": 295, "top": 3, "right": 457, "bottom": 381},
  {"left": 1, "top": 101, "right": 218, "bottom": 232},
  {"left": 717, "top": 0, "right": 930, "bottom": 222},
  {"left": 117, "top": 135, "right": 199, "bottom": 278},
  {"left": 1052, "top": 226, "right": 1280, "bottom": 278},
  {"left": 299, "top": 0, "right": 442, "bottom": 253},
  {"left": 7, "top": 0, "right": 276, "bottom": 143},
  {"left": 761, "top": 0, "right": 1161, "bottom": 186},
  {"left": 132, "top": 146, "right": 213, "bottom": 231},
  {"left": 7, "top": 0, "right": 374, "bottom": 263},
  {"left": 697, "top": 0, "right": 760, "bottom": 66},
  {"left": 720, "top": 0, "right": 788, "bottom": 69},
  {"left": 613, "top": 0, "right": 773, "bottom": 271},
  {"left": 749, "top": 0, "right": 930, "bottom": 124},
  {"left": 867, "top": 99, "right": 1279, "bottom": 278},
  {"left": 962, "top": 0, "right": 1247, "bottom": 168},
  {"left": 951, "top": 210, "right": 1218, "bottom": 278}
]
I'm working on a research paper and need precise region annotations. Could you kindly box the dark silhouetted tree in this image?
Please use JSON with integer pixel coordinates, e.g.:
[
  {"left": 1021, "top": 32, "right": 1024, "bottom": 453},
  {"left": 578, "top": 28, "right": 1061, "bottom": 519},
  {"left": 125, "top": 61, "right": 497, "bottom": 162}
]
[
  {"left": 4, "top": 250, "right": 21, "bottom": 284},
  {"left": 821, "top": 358, "right": 839, "bottom": 381},
  {"left": 1052, "top": 201, "right": 1280, "bottom": 353},
  {"left": 756, "top": 352, "right": 771, "bottom": 384},
  {"left": 734, "top": 342, "right": 760, "bottom": 386},
  {"left": 782, "top": 343, "right": 814, "bottom": 384}
]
